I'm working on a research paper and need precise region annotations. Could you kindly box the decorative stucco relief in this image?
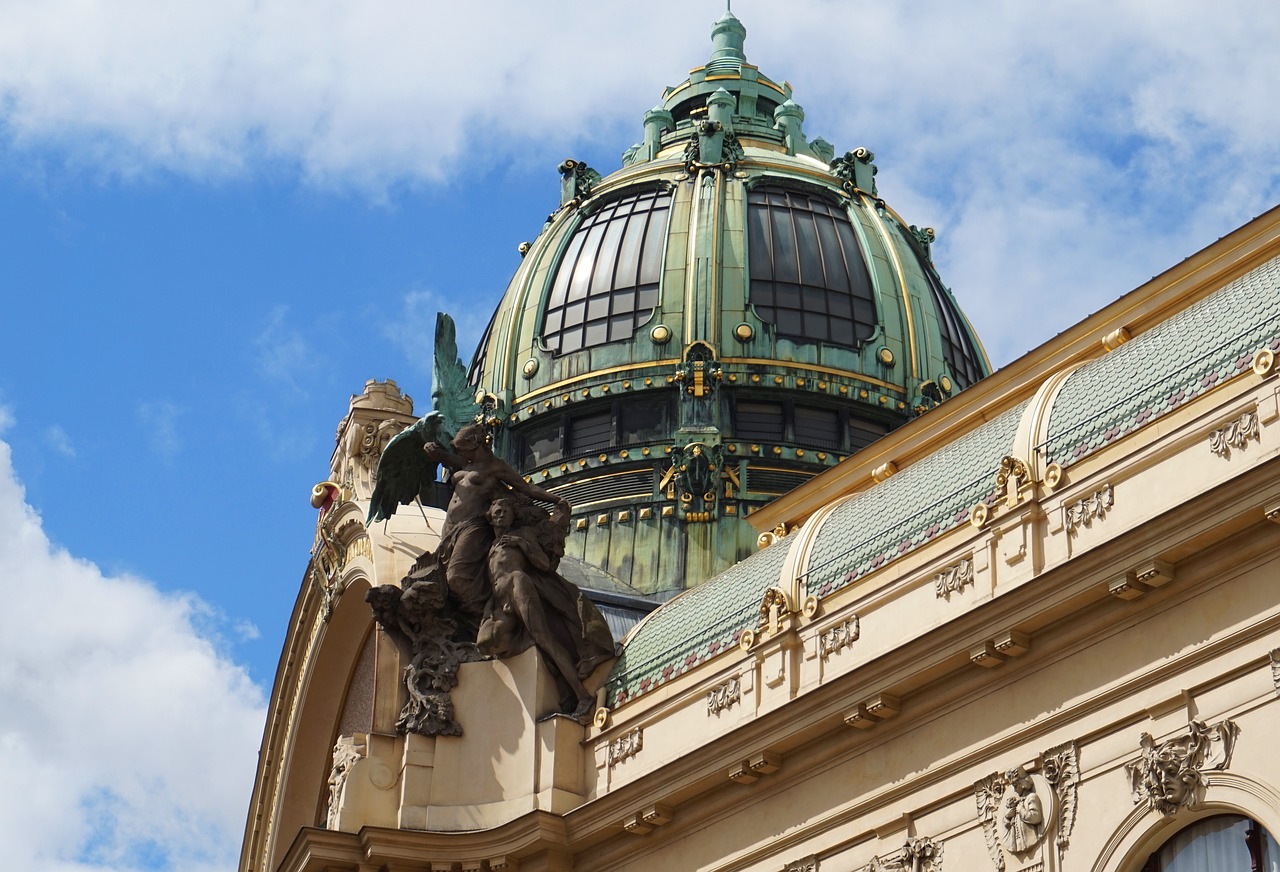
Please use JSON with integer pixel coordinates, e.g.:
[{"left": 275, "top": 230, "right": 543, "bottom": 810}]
[
  {"left": 867, "top": 836, "right": 943, "bottom": 872},
  {"left": 976, "top": 745, "right": 1079, "bottom": 872},
  {"left": 934, "top": 558, "right": 974, "bottom": 600},
  {"left": 1208, "top": 410, "right": 1259, "bottom": 457},
  {"left": 1125, "top": 719, "right": 1239, "bottom": 814},
  {"left": 1270, "top": 648, "right": 1280, "bottom": 697},
  {"left": 609, "top": 728, "right": 644, "bottom": 767},
  {"left": 819, "top": 617, "right": 860, "bottom": 658},
  {"left": 324, "top": 735, "right": 367, "bottom": 830},
  {"left": 784, "top": 856, "right": 818, "bottom": 872},
  {"left": 1065, "top": 484, "right": 1112, "bottom": 534},
  {"left": 707, "top": 676, "right": 741, "bottom": 716}
]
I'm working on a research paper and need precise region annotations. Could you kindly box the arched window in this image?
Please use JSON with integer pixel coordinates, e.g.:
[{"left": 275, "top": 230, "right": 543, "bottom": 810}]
[
  {"left": 542, "top": 188, "right": 671, "bottom": 355},
  {"left": 1141, "top": 815, "right": 1279, "bottom": 872},
  {"left": 747, "top": 185, "right": 877, "bottom": 346}
]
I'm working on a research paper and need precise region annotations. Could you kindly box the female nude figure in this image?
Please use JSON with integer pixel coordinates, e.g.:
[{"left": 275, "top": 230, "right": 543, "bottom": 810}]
[
  {"left": 425, "top": 422, "right": 570, "bottom": 624},
  {"left": 479, "top": 496, "right": 614, "bottom": 721}
]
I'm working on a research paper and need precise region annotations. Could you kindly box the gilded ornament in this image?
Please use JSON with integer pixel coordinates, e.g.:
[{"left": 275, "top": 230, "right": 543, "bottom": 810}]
[
  {"left": 522, "top": 359, "right": 538, "bottom": 378},
  {"left": 735, "top": 323, "right": 754, "bottom": 341},
  {"left": 651, "top": 324, "right": 672, "bottom": 344},
  {"left": 1253, "top": 348, "right": 1276, "bottom": 376},
  {"left": 878, "top": 347, "right": 895, "bottom": 366}
]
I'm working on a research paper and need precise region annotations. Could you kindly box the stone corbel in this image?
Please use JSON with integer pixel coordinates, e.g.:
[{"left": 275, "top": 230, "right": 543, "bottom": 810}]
[
  {"left": 844, "top": 692, "right": 901, "bottom": 730},
  {"left": 1106, "top": 558, "right": 1175, "bottom": 601},
  {"left": 728, "top": 749, "right": 782, "bottom": 784},
  {"left": 970, "top": 630, "right": 1031, "bottom": 669},
  {"left": 622, "top": 804, "right": 673, "bottom": 835}
]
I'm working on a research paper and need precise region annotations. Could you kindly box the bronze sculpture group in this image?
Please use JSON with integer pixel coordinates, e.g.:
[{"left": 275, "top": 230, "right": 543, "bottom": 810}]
[{"left": 366, "top": 417, "right": 614, "bottom": 735}]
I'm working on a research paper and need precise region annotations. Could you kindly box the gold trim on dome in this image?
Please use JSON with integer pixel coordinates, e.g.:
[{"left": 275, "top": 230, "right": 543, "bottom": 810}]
[
  {"left": 514, "top": 360, "right": 682, "bottom": 404},
  {"left": 861, "top": 194, "right": 920, "bottom": 380},
  {"left": 720, "top": 358, "right": 905, "bottom": 393}
]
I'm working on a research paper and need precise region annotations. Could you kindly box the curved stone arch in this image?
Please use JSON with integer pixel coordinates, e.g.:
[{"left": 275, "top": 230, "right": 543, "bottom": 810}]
[
  {"left": 255, "top": 565, "right": 384, "bottom": 870},
  {"left": 788, "top": 489, "right": 854, "bottom": 607},
  {"left": 1090, "top": 771, "right": 1280, "bottom": 872},
  {"left": 1011, "top": 361, "right": 1087, "bottom": 484}
]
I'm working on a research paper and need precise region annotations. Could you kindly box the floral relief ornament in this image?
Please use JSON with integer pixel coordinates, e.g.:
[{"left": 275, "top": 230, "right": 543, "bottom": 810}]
[
  {"left": 867, "top": 836, "right": 943, "bottom": 872},
  {"left": 1125, "top": 719, "right": 1239, "bottom": 815}
]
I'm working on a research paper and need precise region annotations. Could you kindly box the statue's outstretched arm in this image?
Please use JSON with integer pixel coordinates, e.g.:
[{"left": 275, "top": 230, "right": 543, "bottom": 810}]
[
  {"left": 425, "top": 442, "right": 465, "bottom": 471},
  {"left": 498, "top": 462, "right": 569, "bottom": 509}
]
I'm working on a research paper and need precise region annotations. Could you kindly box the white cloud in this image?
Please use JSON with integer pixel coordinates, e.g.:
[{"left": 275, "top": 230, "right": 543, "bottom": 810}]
[
  {"left": 0, "top": 437, "right": 266, "bottom": 871},
  {"left": 46, "top": 425, "right": 76, "bottom": 459},
  {"left": 137, "top": 401, "right": 184, "bottom": 462},
  {"left": 1, "top": 0, "right": 1278, "bottom": 366},
  {"left": 254, "top": 306, "right": 312, "bottom": 392}
]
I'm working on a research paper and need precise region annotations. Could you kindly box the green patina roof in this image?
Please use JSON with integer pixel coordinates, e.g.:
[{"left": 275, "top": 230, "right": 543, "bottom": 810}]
[
  {"left": 605, "top": 538, "right": 791, "bottom": 705},
  {"left": 605, "top": 400, "right": 1026, "bottom": 706},
  {"left": 803, "top": 401, "right": 1027, "bottom": 598},
  {"left": 1045, "top": 254, "right": 1280, "bottom": 467}
]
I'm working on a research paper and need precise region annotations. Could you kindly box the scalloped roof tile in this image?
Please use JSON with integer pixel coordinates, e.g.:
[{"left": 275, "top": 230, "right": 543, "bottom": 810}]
[{"left": 1045, "top": 254, "right": 1280, "bottom": 466}]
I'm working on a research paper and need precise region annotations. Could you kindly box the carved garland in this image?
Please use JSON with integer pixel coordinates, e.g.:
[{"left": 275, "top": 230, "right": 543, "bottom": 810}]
[
  {"left": 1065, "top": 484, "right": 1113, "bottom": 534},
  {"left": 707, "top": 676, "right": 742, "bottom": 716},
  {"left": 935, "top": 558, "right": 974, "bottom": 600},
  {"left": 1208, "top": 411, "right": 1259, "bottom": 457},
  {"left": 819, "top": 617, "right": 860, "bottom": 659},
  {"left": 609, "top": 728, "right": 644, "bottom": 767},
  {"left": 867, "top": 836, "right": 944, "bottom": 872}
]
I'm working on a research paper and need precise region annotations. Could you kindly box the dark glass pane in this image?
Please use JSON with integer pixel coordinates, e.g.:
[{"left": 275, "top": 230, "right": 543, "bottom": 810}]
[
  {"left": 777, "top": 308, "right": 804, "bottom": 335},
  {"left": 816, "top": 215, "right": 850, "bottom": 290},
  {"left": 638, "top": 207, "right": 666, "bottom": 285},
  {"left": 795, "top": 211, "right": 825, "bottom": 287},
  {"left": 636, "top": 286, "right": 659, "bottom": 310},
  {"left": 747, "top": 185, "right": 878, "bottom": 347},
  {"left": 620, "top": 399, "right": 670, "bottom": 443},
  {"left": 520, "top": 419, "right": 563, "bottom": 468},
  {"left": 849, "top": 417, "right": 889, "bottom": 452},
  {"left": 591, "top": 218, "right": 627, "bottom": 295},
  {"left": 802, "top": 286, "right": 827, "bottom": 314},
  {"left": 795, "top": 406, "right": 840, "bottom": 448},
  {"left": 748, "top": 205, "right": 773, "bottom": 277},
  {"left": 774, "top": 282, "right": 802, "bottom": 310},
  {"left": 803, "top": 310, "right": 830, "bottom": 341},
  {"left": 771, "top": 209, "right": 799, "bottom": 282},
  {"left": 569, "top": 409, "right": 613, "bottom": 454},
  {"left": 736, "top": 401, "right": 784, "bottom": 440}
]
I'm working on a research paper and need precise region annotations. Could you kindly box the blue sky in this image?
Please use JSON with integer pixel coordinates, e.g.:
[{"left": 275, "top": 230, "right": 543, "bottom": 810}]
[{"left": 1, "top": 1, "right": 1279, "bottom": 869}]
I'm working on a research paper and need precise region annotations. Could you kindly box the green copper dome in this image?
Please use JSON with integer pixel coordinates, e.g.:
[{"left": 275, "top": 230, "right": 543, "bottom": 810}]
[{"left": 465, "top": 11, "right": 990, "bottom": 597}]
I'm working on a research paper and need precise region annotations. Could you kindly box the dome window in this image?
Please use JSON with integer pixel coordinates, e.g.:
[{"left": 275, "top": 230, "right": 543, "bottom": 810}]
[
  {"left": 542, "top": 188, "right": 671, "bottom": 355},
  {"left": 747, "top": 186, "right": 877, "bottom": 346}
]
